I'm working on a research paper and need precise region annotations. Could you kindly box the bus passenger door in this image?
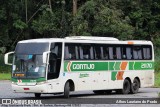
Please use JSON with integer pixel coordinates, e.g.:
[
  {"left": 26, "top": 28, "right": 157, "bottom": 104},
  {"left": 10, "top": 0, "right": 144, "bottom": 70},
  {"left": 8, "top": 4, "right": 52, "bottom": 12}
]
[{"left": 47, "top": 43, "right": 62, "bottom": 92}]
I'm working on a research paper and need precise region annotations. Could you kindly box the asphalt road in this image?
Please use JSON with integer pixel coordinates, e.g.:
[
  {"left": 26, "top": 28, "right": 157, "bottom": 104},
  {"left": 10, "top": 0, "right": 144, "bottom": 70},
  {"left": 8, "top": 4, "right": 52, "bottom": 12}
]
[
  {"left": 0, "top": 80, "right": 160, "bottom": 106},
  {"left": 0, "top": 80, "right": 160, "bottom": 98}
]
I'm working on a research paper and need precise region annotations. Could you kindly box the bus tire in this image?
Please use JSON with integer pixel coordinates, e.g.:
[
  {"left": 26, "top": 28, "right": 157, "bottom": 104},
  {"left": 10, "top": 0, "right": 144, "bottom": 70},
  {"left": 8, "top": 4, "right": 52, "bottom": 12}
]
[
  {"left": 130, "top": 78, "right": 140, "bottom": 94},
  {"left": 35, "top": 93, "right": 41, "bottom": 98},
  {"left": 122, "top": 79, "right": 131, "bottom": 94},
  {"left": 64, "top": 82, "right": 70, "bottom": 98}
]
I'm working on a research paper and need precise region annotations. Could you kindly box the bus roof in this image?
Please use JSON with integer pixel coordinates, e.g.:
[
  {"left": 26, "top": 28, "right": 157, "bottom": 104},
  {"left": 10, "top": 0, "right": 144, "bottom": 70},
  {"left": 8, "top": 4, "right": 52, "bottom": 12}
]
[
  {"left": 18, "top": 36, "right": 153, "bottom": 45},
  {"left": 65, "top": 36, "right": 119, "bottom": 41},
  {"left": 18, "top": 38, "right": 64, "bottom": 43}
]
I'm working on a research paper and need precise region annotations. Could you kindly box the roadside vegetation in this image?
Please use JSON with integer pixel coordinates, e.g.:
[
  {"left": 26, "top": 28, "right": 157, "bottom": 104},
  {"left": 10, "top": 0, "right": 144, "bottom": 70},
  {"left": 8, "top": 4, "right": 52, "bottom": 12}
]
[
  {"left": 0, "top": 73, "right": 11, "bottom": 80},
  {"left": 154, "top": 71, "right": 160, "bottom": 87},
  {"left": 0, "top": 54, "right": 11, "bottom": 80},
  {"left": 154, "top": 54, "right": 160, "bottom": 87}
]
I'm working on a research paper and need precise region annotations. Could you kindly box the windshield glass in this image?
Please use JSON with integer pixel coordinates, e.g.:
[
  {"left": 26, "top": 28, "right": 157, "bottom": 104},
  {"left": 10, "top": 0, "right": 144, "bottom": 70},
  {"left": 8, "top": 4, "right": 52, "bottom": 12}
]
[
  {"left": 15, "top": 43, "right": 49, "bottom": 54},
  {"left": 12, "top": 54, "right": 46, "bottom": 79},
  {"left": 12, "top": 42, "right": 49, "bottom": 79}
]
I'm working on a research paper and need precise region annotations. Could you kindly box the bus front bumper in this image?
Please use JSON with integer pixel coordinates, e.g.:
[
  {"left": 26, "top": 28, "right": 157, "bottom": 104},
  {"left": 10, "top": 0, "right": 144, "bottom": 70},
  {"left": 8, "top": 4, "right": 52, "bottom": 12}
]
[{"left": 12, "top": 83, "right": 48, "bottom": 93}]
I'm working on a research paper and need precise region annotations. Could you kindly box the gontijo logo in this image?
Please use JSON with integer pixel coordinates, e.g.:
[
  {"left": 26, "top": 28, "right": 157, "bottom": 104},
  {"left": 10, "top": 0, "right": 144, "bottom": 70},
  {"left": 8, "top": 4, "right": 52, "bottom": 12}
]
[
  {"left": 73, "top": 64, "right": 95, "bottom": 70},
  {"left": 64, "top": 61, "right": 109, "bottom": 72}
]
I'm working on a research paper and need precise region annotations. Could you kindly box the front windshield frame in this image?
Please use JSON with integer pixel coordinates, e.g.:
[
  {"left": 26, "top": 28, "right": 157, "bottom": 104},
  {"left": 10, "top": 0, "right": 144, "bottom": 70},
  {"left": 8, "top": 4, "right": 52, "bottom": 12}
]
[{"left": 12, "top": 42, "right": 50, "bottom": 79}]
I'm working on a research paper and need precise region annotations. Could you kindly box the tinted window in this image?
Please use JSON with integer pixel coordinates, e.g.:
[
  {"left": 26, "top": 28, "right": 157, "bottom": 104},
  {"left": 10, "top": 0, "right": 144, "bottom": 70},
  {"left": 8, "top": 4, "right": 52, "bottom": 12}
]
[
  {"left": 65, "top": 44, "right": 79, "bottom": 60},
  {"left": 133, "top": 46, "right": 142, "bottom": 59},
  {"left": 15, "top": 43, "right": 49, "bottom": 54},
  {"left": 64, "top": 43, "right": 152, "bottom": 60},
  {"left": 143, "top": 46, "right": 152, "bottom": 60},
  {"left": 80, "top": 44, "right": 94, "bottom": 60}
]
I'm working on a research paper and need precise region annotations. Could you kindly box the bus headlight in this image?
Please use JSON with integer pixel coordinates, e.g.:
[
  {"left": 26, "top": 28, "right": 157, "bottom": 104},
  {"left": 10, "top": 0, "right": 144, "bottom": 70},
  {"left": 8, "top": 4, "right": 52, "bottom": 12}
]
[{"left": 12, "top": 82, "right": 17, "bottom": 85}]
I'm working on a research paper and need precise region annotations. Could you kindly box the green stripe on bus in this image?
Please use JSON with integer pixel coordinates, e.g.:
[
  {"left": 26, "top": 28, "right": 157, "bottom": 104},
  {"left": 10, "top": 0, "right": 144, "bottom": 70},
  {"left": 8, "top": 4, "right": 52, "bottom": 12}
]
[
  {"left": 129, "top": 62, "right": 134, "bottom": 70},
  {"left": 64, "top": 61, "right": 154, "bottom": 72},
  {"left": 109, "top": 62, "right": 121, "bottom": 70},
  {"left": 109, "top": 62, "right": 115, "bottom": 70},
  {"left": 111, "top": 71, "right": 117, "bottom": 81},
  {"left": 64, "top": 62, "right": 68, "bottom": 71},
  {"left": 129, "top": 62, "right": 154, "bottom": 70},
  {"left": 115, "top": 62, "right": 121, "bottom": 70}
]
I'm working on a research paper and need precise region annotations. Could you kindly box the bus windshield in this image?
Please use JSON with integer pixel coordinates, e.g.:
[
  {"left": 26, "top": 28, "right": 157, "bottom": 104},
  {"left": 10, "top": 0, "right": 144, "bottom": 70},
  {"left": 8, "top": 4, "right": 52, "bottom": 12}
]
[
  {"left": 12, "top": 43, "right": 49, "bottom": 79},
  {"left": 12, "top": 54, "right": 46, "bottom": 79}
]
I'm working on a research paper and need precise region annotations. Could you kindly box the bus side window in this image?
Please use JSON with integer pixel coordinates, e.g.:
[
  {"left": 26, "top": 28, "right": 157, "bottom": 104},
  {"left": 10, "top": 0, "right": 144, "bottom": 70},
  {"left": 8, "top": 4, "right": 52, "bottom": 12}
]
[
  {"left": 133, "top": 46, "right": 142, "bottom": 60},
  {"left": 113, "top": 47, "right": 117, "bottom": 59},
  {"left": 90, "top": 46, "right": 94, "bottom": 59},
  {"left": 100, "top": 46, "right": 104, "bottom": 59},
  {"left": 126, "top": 47, "right": 132, "bottom": 59},
  {"left": 69, "top": 46, "right": 76, "bottom": 59},
  {"left": 64, "top": 44, "right": 78, "bottom": 60},
  {"left": 75, "top": 46, "right": 79, "bottom": 59},
  {"left": 103, "top": 46, "right": 109, "bottom": 59},
  {"left": 94, "top": 45, "right": 102, "bottom": 59},
  {"left": 109, "top": 47, "right": 113, "bottom": 59},
  {"left": 64, "top": 46, "right": 70, "bottom": 59},
  {"left": 79, "top": 46, "right": 83, "bottom": 59},
  {"left": 83, "top": 46, "right": 90, "bottom": 59},
  {"left": 143, "top": 46, "right": 151, "bottom": 60},
  {"left": 80, "top": 44, "right": 93, "bottom": 60},
  {"left": 116, "top": 47, "right": 121, "bottom": 59},
  {"left": 122, "top": 46, "right": 127, "bottom": 59}
]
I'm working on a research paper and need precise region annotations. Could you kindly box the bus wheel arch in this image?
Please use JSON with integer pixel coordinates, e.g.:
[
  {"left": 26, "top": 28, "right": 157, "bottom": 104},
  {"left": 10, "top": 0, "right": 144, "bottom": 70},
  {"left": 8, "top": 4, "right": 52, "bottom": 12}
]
[
  {"left": 64, "top": 79, "right": 75, "bottom": 98},
  {"left": 66, "top": 79, "right": 75, "bottom": 91}
]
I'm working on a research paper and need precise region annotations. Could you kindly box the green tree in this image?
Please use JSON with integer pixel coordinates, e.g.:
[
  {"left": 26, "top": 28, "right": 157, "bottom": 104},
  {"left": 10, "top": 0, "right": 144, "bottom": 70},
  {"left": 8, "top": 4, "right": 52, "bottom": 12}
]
[
  {"left": 1, "top": 0, "right": 160, "bottom": 54},
  {"left": 31, "top": 1, "right": 72, "bottom": 38},
  {"left": 72, "top": 0, "right": 134, "bottom": 40}
]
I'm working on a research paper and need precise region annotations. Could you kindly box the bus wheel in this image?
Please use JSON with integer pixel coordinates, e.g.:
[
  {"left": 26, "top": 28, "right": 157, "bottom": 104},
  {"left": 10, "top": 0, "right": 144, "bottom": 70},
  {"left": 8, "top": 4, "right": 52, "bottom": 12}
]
[
  {"left": 122, "top": 79, "right": 131, "bottom": 94},
  {"left": 64, "top": 82, "right": 70, "bottom": 98},
  {"left": 130, "top": 78, "right": 140, "bottom": 94},
  {"left": 35, "top": 93, "right": 41, "bottom": 98}
]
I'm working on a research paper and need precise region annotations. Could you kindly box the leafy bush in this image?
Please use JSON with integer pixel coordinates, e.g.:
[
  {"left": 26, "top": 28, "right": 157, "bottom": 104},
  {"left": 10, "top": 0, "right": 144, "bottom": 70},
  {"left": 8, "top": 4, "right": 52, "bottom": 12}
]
[
  {"left": 155, "top": 59, "right": 160, "bottom": 72},
  {"left": 0, "top": 73, "right": 11, "bottom": 80},
  {"left": 154, "top": 52, "right": 160, "bottom": 87},
  {"left": 154, "top": 49, "right": 160, "bottom": 72}
]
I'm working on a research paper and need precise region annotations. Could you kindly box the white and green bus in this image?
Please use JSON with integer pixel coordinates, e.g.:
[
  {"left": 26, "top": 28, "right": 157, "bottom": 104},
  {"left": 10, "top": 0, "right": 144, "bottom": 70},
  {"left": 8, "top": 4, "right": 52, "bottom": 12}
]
[{"left": 5, "top": 36, "right": 154, "bottom": 98}]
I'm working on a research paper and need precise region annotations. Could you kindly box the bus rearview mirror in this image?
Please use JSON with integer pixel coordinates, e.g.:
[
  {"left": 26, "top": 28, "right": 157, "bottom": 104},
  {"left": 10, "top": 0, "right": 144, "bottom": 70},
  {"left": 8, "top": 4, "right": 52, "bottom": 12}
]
[{"left": 4, "top": 51, "right": 14, "bottom": 65}]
